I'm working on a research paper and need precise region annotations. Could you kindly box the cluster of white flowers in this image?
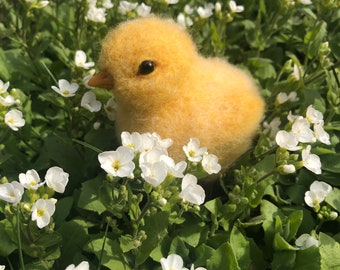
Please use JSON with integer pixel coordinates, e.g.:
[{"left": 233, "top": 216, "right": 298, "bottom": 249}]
[
  {"left": 116, "top": 1, "right": 153, "bottom": 18},
  {"left": 86, "top": 0, "right": 114, "bottom": 23},
  {"left": 51, "top": 50, "right": 118, "bottom": 120},
  {"left": 0, "top": 166, "right": 69, "bottom": 229},
  {"left": 98, "top": 132, "right": 222, "bottom": 205},
  {"left": 275, "top": 105, "right": 330, "bottom": 174},
  {"left": 160, "top": 254, "right": 206, "bottom": 270},
  {"left": 0, "top": 80, "right": 25, "bottom": 131}
]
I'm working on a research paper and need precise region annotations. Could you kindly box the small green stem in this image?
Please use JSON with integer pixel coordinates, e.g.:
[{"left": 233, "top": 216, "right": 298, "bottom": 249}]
[
  {"left": 17, "top": 207, "right": 25, "bottom": 270},
  {"left": 96, "top": 221, "right": 110, "bottom": 270},
  {"left": 256, "top": 169, "right": 276, "bottom": 184}
]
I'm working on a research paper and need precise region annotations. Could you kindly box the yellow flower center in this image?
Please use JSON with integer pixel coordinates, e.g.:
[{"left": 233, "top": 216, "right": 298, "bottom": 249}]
[
  {"left": 112, "top": 160, "right": 121, "bottom": 171},
  {"left": 37, "top": 209, "right": 45, "bottom": 217},
  {"left": 62, "top": 90, "right": 70, "bottom": 95},
  {"left": 7, "top": 118, "right": 14, "bottom": 124},
  {"left": 312, "top": 199, "right": 319, "bottom": 206},
  {"left": 188, "top": 150, "right": 195, "bottom": 157}
]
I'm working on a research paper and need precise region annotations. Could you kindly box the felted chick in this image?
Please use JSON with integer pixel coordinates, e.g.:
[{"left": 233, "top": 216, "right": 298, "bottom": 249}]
[{"left": 89, "top": 17, "right": 264, "bottom": 172}]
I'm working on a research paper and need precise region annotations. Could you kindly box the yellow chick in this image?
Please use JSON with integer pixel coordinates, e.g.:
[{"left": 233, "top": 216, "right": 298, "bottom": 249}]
[{"left": 89, "top": 17, "right": 264, "bottom": 171}]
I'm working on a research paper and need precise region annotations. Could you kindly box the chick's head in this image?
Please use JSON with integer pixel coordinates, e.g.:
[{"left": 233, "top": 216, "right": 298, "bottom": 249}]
[{"left": 95, "top": 17, "right": 199, "bottom": 108}]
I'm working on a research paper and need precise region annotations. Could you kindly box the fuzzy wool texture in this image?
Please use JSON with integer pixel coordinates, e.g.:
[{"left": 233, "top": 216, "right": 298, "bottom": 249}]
[{"left": 91, "top": 17, "right": 265, "bottom": 170}]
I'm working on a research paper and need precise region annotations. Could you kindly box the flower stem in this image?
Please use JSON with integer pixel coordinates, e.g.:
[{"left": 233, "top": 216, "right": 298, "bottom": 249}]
[
  {"left": 97, "top": 221, "right": 110, "bottom": 270},
  {"left": 17, "top": 207, "right": 25, "bottom": 270}
]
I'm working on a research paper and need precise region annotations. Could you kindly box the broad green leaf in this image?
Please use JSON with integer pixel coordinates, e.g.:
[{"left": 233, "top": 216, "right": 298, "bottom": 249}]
[
  {"left": 136, "top": 211, "right": 170, "bottom": 265},
  {"left": 169, "top": 237, "right": 189, "bottom": 259},
  {"left": 321, "top": 154, "right": 340, "bottom": 173},
  {"left": 85, "top": 238, "right": 131, "bottom": 270},
  {"left": 272, "top": 251, "right": 296, "bottom": 270},
  {"left": 78, "top": 178, "right": 107, "bottom": 214},
  {"left": 325, "top": 188, "right": 340, "bottom": 212},
  {"left": 285, "top": 211, "right": 303, "bottom": 242},
  {"left": 294, "top": 246, "right": 320, "bottom": 270},
  {"left": 230, "top": 226, "right": 251, "bottom": 270},
  {"left": 119, "top": 234, "right": 136, "bottom": 253},
  {"left": 319, "top": 233, "right": 340, "bottom": 270},
  {"left": 54, "top": 196, "right": 74, "bottom": 227},
  {"left": 177, "top": 221, "right": 207, "bottom": 247},
  {"left": 273, "top": 232, "right": 299, "bottom": 251},
  {"left": 0, "top": 220, "right": 16, "bottom": 257},
  {"left": 207, "top": 242, "right": 240, "bottom": 270}
]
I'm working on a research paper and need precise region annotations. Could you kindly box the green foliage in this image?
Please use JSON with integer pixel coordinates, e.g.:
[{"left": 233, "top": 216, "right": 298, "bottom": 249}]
[{"left": 0, "top": 0, "right": 340, "bottom": 269}]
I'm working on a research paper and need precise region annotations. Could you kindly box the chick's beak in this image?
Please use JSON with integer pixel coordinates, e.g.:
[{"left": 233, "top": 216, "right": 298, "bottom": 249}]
[{"left": 88, "top": 70, "right": 114, "bottom": 89}]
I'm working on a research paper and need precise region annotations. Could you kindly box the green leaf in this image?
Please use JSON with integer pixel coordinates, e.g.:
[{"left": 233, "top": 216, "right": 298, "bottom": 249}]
[
  {"left": 321, "top": 154, "right": 340, "bottom": 173},
  {"left": 304, "top": 20, "right": 327, "bottom": 59},
  {"left": 0, "top": 220, "right": 17, "bottom": 257},
  {"left": 272, "top": 251, "right": 296, "bottom": 270},
  {"left": 169, "top": 237, "right": 189, "bottom": 259},
  {"left": 295, "top": 246, "right": 320, "bottom": 270},
  {"left": 319, "top": 232, "right": 340, "bottom": 270},
  {"left": 85, "top": 238, "right": 131, "bottom": 270},
  {"left": 230, "top": 226, "right": 251, "bottom": 269},
  {"left": 119, "top": 234, "right": 135, "bottom": 253},
  {"left": 273, "top": 232, "right": 299, "bottom": 251},
  {"left": 136, "top": 211, "right": 170, "bottom": 265},
  {"left": 54, "top": 196, "right": 74, "bottom": 227},
  {"left": 207, "top": 242, "right": 240, "bottom": 270},
  {"left": 177, "top": 221, "right": 207, "bottom": 247},
  {"left": 325, "top": 188, "right": 340, "bottom": 212},
  {"left": 78, "top": 178, "right": 107, "bottom": 214},
  {"left": 285, "top": 210, "right": 303, "bottom": 242}
]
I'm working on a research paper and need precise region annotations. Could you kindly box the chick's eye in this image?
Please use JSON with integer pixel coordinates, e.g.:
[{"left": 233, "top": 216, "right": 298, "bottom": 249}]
[{"left": 138, "top": 60, "right": 155, "bottom": 75}]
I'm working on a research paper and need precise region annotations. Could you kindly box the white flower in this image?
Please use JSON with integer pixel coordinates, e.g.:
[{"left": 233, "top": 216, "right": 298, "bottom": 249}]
[
  {"left": 75, "top": 50, "right": 95, "bottom": 70},
  {"left": 306, "top": 105, "right": 323, "bottom": 125},
  {"left": 0, "top": 94, "right": 16, "bottom": 106},
  {"left": 276, "top": 91, "right": 299, "bottom": 104},
  {"left": 86, "top": 6, "right": 106, "bottom": 23},
  {"left": 4, "top": 109, "right": 25, "bottom": 131},
  {"left": 65, "top": 261, "right": 90, "bottom": 270},
  {"left": 0, "top": 80, "right": 9, "bottom": 94},
  {"left": 229, "top": 0, "right": 244, "bottom": 13},
  {"left": 121, "top": 131, "right": 142, "bottom": 152},
  {"left": 275, "top": 130, "right": 302, "bottom": 151},
  {"left": 140, "top": 148, "right": 168, "bottom": 186},
  {"left": 184, "top": 4, "right": 194, "bottom": 14},
  {"left": 177, "top": 13, "right": 193, "bottom": 28},
  {"left": 180, "top": 174, "right": 205, "bottom": 205},
  {"left": 151, "top": 132, "right": 173, "bottom": 150},
  {"left": 160, "top": 254, "right": 186, "bottom": 270},
  {"left": 160, "top": 155, "right": 187, "bottom": 178},
  {"left": 197, "top": 3, "right": 214, "bottom": 19},
  {"left": 102, "top": 0, "right": 113, "bottom": 9},
  {"left": 137, "top": 3, "right": 151, "bottom": 17},
  {"left": 191, "top": 264, "right": 206, "bottom": 270},
  {"left": 314, "top": 122, "right": 330, "bottom": 145},
  {"left": 118, "top": 1, "right": 138, "bottom": 15},
  {"left": 0, "top": 265, "right": 5, "bottom": 270},
  {"left": 165, "top": 0, "right": 178, "bottom": 4},
  {"left": 45, "top": 166, "right": 69, "bottom": 193},
  {"left": 98, "top": 146, "right": 135, "bottom": 178},
  {"left": 81, "top": 91, "right": 102, "bottom": 112},
  {"left": 287, "top": 111, "right": 299, "bottom": 123},
  {"left": 51, "top": 79, "right": 79, "bottom": 97},
  {"left": 302, "top": 145, "right": 321, "bottom": 174},
  {"left": 202, "top": 153, "right": 221, "bottom": 174},
  {"left": 31, "top": 198, "right": 56, "bottom": 229},
  {"left": 295, "top": 234, "right": 318, "bottom": 250},
  {"left": 183, "top": 138, "right": 207, "bottom": 162},
  {"left": 304, "top": 180, "right": 332, "bottom": 208},
  {"left": 263, "top": 117, "right": 281, "bottom": 140},
  {"left": 19, "top": 169, "right": 44, "bottom": 190},
  {"left": 215, "top": 2, "right": 222, "bottom": 13},
  {"left": 0, "top": 181, "right": 24, "bottom": 205},
  {"left": 282, "top": 164, "right": 296, "bottom": 174},
  {"left": 300, "top": 0, "right": 312, "bottom": 5},
  {"left": 104, "top": 97, "right": 117, "bottom": 121},
  {"left": 292, "top": 64, "right": 301, "bottom": 80},
  {"left": 291, "top": 117, "right": 316, "bottom": 143},
  {"left": 87, "top": 0, "right": 97, "bottom": 7}
]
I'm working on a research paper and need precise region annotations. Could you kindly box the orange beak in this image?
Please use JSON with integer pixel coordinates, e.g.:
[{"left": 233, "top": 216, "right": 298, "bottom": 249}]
[{"left": 88, "top": 70, "right": 114, "bottom": 89}]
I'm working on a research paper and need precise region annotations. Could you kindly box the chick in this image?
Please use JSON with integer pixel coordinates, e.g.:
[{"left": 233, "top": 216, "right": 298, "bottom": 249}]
[{"left": 89, "top": 17, "right": 264, "bottom": 171}]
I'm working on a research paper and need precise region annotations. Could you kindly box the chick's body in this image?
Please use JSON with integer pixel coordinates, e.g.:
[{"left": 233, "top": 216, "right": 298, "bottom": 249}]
[{"left": 89, "top": 17, "right": 264, "bottom": 169}]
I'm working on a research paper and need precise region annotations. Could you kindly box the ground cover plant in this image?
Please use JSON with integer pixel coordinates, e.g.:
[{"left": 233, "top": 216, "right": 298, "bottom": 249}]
[{"left": 0, "top": 0, "right": 340, "bottom": 269}]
